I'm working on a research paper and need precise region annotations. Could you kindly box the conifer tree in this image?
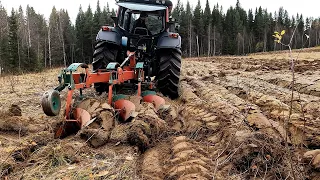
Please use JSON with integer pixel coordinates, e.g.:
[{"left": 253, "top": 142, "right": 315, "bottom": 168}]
[
  {"left": 83, "top": 5, "right": 94, "bottom": 63},
  {"left": 93, "top": 0, "right": 102, "bottom": 32},
  {"left": 203, "top": 0, "right": 211, "bottom": 55},
  {"left": 193, "top": 0, "right": 203, "bottom": 56},
  {"left": 8, "top": 9, "right": 19, "bottom": 72},
  {"left": 0, "top": 3, "right": 8, "bottom": 73},
  {"left": 75, "top": 6, "right": 85, "bottom": 62}
]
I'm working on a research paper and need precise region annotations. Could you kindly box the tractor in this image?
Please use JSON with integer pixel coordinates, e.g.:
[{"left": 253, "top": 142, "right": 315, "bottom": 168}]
[
  {"left": 93, "top": 0, "right": 181, "bottom": 99},
  {"left": 41, "top": 0, "right": 182, "bottom": 138}
]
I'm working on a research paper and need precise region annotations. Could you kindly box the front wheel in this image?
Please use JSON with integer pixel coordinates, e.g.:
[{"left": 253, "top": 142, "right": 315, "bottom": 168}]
[{"left": 157, "top": 48, "right": 182, "bottom": 99}]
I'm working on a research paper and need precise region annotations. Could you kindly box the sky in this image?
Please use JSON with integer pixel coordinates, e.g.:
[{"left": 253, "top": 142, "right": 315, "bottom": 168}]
[{"left": 0, "top": 0, "right": 319, "bottom": 23}]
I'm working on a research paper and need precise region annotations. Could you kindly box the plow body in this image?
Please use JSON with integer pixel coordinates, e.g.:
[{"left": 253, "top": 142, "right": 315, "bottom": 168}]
[{"left": 41, "top": 53, "right": 168, "bottom": 138}]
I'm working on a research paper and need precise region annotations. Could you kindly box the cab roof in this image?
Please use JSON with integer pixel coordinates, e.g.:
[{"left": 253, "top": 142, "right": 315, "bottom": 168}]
[{"left": 117, "top": 2, "right": 167, "bottom": 12}]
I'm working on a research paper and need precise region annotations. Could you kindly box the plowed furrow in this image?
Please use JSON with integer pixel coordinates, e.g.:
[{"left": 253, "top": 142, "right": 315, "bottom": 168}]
[
  {"left": 231, "top": 75, "right": 320, "bottom": 117},
  {"left": 165, "top": 136, "right": 213, "bottom": 180},
  {"left": 227, "top": 74, "right": 320, "bottom": 112},
  {"left": 254, "top": 72, "right": 320, "bottom": 97},
  {"left": 140, "top": 149, "right": 165, "bottom": 180},
  {"left": 180, "top": 81, "right": 245, "bottom": 125},
  {"left": 181, "top": 105, "right": 219, "bottom": 133},
  {"left": 206, "top": 74, "right": 320, "bottom": 147},
  {"left": 179, "top": 75, "right": 292, "bottom": 179},
  {"left": 184, "top": 77, "right": 288, "bottom": 141}
]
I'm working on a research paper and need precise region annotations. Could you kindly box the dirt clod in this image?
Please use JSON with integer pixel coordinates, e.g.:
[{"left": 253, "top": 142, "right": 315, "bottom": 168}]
[
  {"left": 9, "top": 104, "right": 22, "bottom": 116},
  {"left": 80, "top": 129, "right": 111, "bottom": 148},
  {"left": 0, "top": 116, "right": 29, "bottom": 135},
  {"left": 0, "top": 163, "right": 13, "bottom": 176}
]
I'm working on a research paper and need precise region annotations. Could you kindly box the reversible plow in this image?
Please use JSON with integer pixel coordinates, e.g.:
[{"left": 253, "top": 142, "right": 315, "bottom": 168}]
[{"left": 41, "top": 52, "right": 168, "bottom": 138}]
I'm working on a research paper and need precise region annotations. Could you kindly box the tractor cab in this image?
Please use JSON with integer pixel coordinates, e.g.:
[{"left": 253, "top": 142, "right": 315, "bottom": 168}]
[
  {"left": 93, "top": 0, "right": 181, "bottom": 99},
  {"left": 116, "top": 2, "right": 168, "bottom": 35},
  {"left": 114, "top": 1, "right": 170, "bottom": 55}
]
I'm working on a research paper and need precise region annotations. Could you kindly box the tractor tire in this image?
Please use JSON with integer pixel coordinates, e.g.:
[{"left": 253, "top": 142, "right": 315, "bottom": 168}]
[
  {"left": 92, "top": 41, "right": 118, "bottom": 93},
  {"left": 157, "top": 48, "right": 182, "bottom": 99}
]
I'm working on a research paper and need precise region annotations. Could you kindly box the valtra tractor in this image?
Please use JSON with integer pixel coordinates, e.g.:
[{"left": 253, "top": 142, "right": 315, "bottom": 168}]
[{"left": 41, "top": 0, "right": 181, "bottom": 138}]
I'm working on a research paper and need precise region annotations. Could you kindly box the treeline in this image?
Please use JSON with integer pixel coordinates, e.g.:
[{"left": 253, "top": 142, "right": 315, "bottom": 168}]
[
  {"left": 1, "top": 0, "right": 320, "bottom": 74},
  {"left": 174, "top": 0, "right": 320, "bottom": 57},
  {"left": 0, "top": 1, "right": 115, "bottom": 74}
]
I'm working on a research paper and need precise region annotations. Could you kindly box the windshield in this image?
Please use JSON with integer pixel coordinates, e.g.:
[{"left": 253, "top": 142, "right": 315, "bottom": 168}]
[{"left": 119, "top": 9, "right": 165, "bottom": 35}]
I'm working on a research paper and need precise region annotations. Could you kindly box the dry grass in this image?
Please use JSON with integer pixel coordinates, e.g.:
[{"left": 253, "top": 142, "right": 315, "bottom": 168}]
[{"left": 0, "top": 69, "right": 60, "bottom": 118}]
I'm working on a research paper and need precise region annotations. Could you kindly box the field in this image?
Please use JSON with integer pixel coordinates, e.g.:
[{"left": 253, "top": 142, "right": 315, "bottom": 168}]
[{"left": 1, "top": 48, "right": 320, "bottom": 180}]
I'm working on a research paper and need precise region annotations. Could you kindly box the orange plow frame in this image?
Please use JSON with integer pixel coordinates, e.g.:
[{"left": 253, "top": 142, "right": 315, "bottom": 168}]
[{"left": 50, "top": 53, "right": 168, "bottom": 138}]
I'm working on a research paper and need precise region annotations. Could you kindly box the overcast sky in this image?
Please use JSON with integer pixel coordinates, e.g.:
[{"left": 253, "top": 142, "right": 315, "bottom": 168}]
[{"left": 0, "top": 0, "right": 319, "bottom": 23}]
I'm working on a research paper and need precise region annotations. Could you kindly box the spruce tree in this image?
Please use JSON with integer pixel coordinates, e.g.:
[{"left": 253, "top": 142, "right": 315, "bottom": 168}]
[
  {"left": 49, "top": 7, "right": 63, "bottom": 67},
  {"left": 8, "top": 9, "right": 19, "bottom": 72},
  {"left": 203, "top": 0, "right": 211, "bottom": 55},
  {"left": 185, "top": 1, "right": 192, "bottom": 57},
  {"left": 75, "top": 6, "right": 85, "bottom": 62},
  {"left": 105, "top": 3, "right": 113, "bottom": 25},
  {"left": 298, "top": 14, "right": 305, "bottom": 48},
  {"left": 0, "top": 3, "right": 8, "bottom": 73},
  {"left": 172, "top": 0, "right": 182, "bottom": 22},
  {"left": 93, "top": 0, "right": 102, "bottom": 32},
  {"left": 83, "top": 5, "right": 94, "bottom": 63},
  {"left": 179, "top": 4, "right": 188, "bottom": 56},
  {"left": 211, "top": 3, "right": 223, "bottom": 55},
  {"left": 193, "top": 0, "right": 203, "bottom": 56}
]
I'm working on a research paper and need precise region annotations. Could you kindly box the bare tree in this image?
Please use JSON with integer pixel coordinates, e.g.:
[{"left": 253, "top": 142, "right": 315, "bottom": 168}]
[
  {"left": 57, "top": 12, "right": 66, "bottom": 67},
  {"left": 44, "top": 31, "right": 47, "bottom": 68},
  {"left": 213, "top": 25, "right": 216, "bottom": 56},
  {"left": 207, "top": 23, "right": 211, "bottom": 57},
  {"left": 48, "top": 25, "right": 52, "bottom": 68},
  {"left": 189, "top": 19, "right": 192, "bottom": 57},
  {"left": 196, "top": 35, "right": 199, "bottom": 57},
  {"left": 27, "top": 11, "right": 31, "bottom": 63},
  {"left": 17, "top": 40, "right": 21, "bottom": 70}
]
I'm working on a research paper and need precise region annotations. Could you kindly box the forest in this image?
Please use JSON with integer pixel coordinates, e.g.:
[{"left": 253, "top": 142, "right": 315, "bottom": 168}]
[{"left": 0, "top": 0, "right": 320, "bottom": 74}]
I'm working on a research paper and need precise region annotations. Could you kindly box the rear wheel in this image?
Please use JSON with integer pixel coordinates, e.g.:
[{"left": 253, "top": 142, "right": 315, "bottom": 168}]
[
  {"left": 157, "top": 48, "right": 182, "bottom": 99},
  {"left": 92, "top": 41, "right": 118, "bottom": 93}
]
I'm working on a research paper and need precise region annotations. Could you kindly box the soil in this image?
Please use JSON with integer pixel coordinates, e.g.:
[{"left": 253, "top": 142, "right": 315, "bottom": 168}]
[{"left": 1, "top": 49, "right": 320, "bottom": 179}]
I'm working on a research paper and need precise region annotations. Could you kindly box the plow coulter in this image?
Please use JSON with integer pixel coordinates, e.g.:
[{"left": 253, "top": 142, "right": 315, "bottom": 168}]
[{"left": 41, "top": 52, "right": 168, "bottom": 139}]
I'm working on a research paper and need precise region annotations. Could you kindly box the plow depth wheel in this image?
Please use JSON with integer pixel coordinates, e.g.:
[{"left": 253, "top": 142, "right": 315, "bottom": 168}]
[{"left": 41, "top": 90, "right": 61, "bottom": 116}]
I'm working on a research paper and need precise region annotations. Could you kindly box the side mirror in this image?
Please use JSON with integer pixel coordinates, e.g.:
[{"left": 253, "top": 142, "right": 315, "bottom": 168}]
[
  {"left": 169, "top": 17, "right": 176, "bottom": 22},
  {"left": 168, "top": 18, "right": 179, "bottom": 33},
  {"left": 111, "top": 16, "right": 118, "bottom": 23},
  {"left": 175, "top": 24, "right": 180, "bottom": 32}
]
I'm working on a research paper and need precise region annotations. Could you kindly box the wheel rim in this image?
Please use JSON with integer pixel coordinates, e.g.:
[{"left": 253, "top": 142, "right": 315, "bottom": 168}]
[{"left": 51, "top": 96, "right": 60, "bottom": 112}]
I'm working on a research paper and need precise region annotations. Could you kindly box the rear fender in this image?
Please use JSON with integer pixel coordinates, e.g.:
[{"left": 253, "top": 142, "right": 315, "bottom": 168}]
[
  {"left": 157, "top": 32, "right": 181, "bottom": 49},
  {"left": 96, "top": 27, "right": 122, "bottom": 46}
]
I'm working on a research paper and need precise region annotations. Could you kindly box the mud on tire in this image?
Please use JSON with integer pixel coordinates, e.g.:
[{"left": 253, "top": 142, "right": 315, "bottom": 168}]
[
  {"left": 157, "top": 48, "right": 182, "bottom": 99},
  {"left": 92, "top": 41, "right": 118, "bottom": 93}
]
